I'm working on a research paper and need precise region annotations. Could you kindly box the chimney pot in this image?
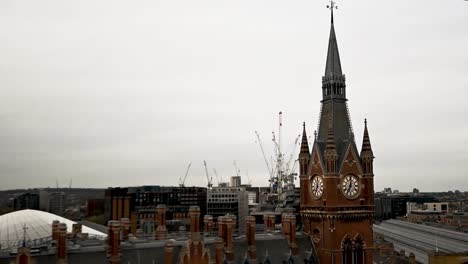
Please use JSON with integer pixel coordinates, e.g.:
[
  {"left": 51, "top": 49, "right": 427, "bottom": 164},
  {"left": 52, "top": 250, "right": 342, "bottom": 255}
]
[
  {"left": 188, "top": 206, "right": 201, "bottom": 241},
  {"left": 56, "top": 223, "right": 67, "bottom": 264},
  {"left": 107, "top": 220, "right": 121, "bottom": 264}
]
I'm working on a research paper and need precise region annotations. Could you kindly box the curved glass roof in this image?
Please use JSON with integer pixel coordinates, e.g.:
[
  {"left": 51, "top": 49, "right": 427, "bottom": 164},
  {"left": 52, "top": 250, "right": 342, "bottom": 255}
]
[{"left": 0, "top": 209, "right": 106, "bottom": 249}]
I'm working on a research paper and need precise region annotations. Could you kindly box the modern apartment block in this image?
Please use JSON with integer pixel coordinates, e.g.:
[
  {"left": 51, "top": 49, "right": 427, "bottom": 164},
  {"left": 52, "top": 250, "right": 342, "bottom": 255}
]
[{"left": 207, "top": 186, "right": 249, "bottom": 233}]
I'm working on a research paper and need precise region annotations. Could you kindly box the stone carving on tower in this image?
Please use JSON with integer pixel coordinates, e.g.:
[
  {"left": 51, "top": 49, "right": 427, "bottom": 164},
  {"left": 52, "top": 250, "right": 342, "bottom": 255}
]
[{"left": 299, "top": 1, "right": 375, "bottom": 263}]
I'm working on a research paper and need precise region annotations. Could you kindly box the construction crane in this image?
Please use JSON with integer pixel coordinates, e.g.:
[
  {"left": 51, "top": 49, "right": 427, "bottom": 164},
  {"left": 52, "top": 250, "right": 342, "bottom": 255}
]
[
  {"left": 213, "top": 169, "right": 220, "bottom": 186},
  {"left": 203, "top": 160, "right": 213, "bottom": 189},
  {"left": 233, "top": 160, "right": 240, "bottom": 176},
  {"left": 246, "top": 170, "right": 252, "bottom": 186},
  {"left": 255, "top": 131, "right": 273, "bottom": 179},
  {"left": 284, "top": 134, "right": 301, "bottom": 177},
  {"left": 178, "top": 162, "right": 192, "bottom": 187}
]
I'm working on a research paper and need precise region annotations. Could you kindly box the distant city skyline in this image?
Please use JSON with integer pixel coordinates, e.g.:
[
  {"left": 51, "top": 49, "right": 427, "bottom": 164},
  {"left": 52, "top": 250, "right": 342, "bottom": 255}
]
[{"left": 1, "top": 0, "right": 467, "bottom": 191}]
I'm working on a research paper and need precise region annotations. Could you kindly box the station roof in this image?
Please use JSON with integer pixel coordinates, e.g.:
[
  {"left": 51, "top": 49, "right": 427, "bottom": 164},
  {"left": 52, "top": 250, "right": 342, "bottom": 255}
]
[{"left": 0, "top": 209, "right": 106, "bottom": 249}]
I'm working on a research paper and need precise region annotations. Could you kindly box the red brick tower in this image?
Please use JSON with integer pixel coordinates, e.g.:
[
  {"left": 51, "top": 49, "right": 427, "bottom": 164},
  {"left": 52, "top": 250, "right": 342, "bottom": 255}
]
[{"left": 300, "top": 2, "right": 375, "bottom": 263}]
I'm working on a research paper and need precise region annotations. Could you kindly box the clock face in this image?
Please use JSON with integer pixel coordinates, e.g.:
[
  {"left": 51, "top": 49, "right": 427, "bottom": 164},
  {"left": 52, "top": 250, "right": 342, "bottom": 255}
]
[
  {"left": 310, "top": 176, "right": 324, "bottom": 199},
  {"left": 341, "top": 175, "right": 359, "bottom": 199}
]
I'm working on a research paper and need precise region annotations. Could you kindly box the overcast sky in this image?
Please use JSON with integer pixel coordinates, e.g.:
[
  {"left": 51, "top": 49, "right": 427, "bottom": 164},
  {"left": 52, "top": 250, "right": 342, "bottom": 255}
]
[{"left": 1, "top": 0, "right": 467, "bottom": 192}]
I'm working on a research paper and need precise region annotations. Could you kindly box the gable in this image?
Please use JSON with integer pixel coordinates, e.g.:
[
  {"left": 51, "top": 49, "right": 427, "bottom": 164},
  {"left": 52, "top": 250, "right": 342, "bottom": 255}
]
[
  {"left": 307, "top": 143, "right": 324, "bottom": 176},
  {"left": 339, "top": 142, "right": 363, "bottom": 176}
]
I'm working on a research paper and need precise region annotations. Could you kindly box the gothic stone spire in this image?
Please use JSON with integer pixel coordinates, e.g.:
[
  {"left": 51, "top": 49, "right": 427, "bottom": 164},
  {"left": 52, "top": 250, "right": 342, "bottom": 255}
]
[
  {"left": 325, "top": 13, "right": 342, "bottom": 77},
  {"left": 299, "top": 122, "right": 311, "bottom": 176},
  {"left": 300, "top": 122, "right": 310, "bottom": 155},
  {"left": 361, "top": 119, "right": 374, "bottom": 175}
]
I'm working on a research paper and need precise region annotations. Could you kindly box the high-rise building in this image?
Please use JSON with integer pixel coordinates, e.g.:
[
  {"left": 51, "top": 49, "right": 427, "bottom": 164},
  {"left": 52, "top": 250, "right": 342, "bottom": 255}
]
[
  {"left": 13, "top": 193, "right": 39, "bottom": 210},
  {"left": 48, "top": 192, "right": 66, "bottom": 216},
  {"left": 207, "top": 186, "right": 249, "bottom": 233},
  {"left": 230, "top": 176, "right": 241, "bottom": 188},
  {"left": 299, "top": 5, "right": 375, "bottom": 264}
]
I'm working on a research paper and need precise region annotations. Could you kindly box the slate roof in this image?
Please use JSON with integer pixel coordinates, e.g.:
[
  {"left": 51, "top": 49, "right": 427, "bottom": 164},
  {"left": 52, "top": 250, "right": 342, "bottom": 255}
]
[
  {"left": 0, "top": 233, "right": 314, "bottom": 264},
  {"left": 324, "top": 17, "right": 342, "bottom": 77},
  {"left": 374, "top": 219, "right": 468, "bottom": 264}
]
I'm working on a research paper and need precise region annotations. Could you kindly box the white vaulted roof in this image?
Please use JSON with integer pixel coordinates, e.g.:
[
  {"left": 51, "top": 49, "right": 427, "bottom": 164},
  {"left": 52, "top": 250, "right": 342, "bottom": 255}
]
[{"left": 0, "top": 209, "right": 106, "bottom": 249}]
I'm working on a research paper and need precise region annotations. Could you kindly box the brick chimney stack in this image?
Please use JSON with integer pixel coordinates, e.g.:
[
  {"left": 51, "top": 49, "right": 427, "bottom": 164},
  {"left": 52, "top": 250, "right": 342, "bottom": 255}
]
[
  {"left": 215, "top": 237, "right": 223, "bottom": 264},
  {"left": 156, "top": 204, "right": 168, "bottom": 240},
  {"left": 130, "top": 212, "right": 137, "bottom": 235},
  {"left": 123, "top": 197, "right": 130, "bottom": 218},
  {"left": 269, "top": 215, "right": 275, "bottom": 229},
  {"left": 245, "top": 216, "right": 256, "bottom": 261},
  {"left": 120, "top": 218, "right": 130, "bottom": 241},
  {"left": 164, "top": 241, "right": 174, "bottom": 264},
  {"left": 189, "top": 206, "right": 201, "bottom": 241},
  {"left": 282, "top": 214, "right": 290, "bottom": 236},
  {"left": 56, "top": 223, "right": 67, "bottom": 264},
  {"left": 217, "top": 216, "right": 226, "bottom": 243},
  {"left": 203, "top": 215, "right": 214, "bottom": 236},
  {"left": 286, "top": 214, "right": 298, "bottom": 255},
  {"left": 107, "top": 220, "right": 121, "bottom": 264},
  {"left": 264, "top": 214, "right": 275, "bottom": 231},
  {"left": 224, "top": 217, "right": 235, "bottom": 262},
  {"left": 52, "top": 220, "right": 60, "bottom": 241}
]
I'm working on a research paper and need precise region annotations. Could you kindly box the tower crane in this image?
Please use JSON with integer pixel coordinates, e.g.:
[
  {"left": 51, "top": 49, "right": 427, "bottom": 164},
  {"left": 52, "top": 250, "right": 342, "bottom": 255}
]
[
  {"left": 213, "top": 169, "right": 220, "bottom": 186},
  {"left": 255, "top": 131, "right": 273, "bottom": 179},
  {"left": 246, "top": 170, "right": 252, "bottom": 186},
  {"left": 178, "top": 162, "right": 191, "bottom": 187},
  {"left": 203, "top": 160, "right": 213, "bottom": 189},
  {"left": 233, "top": 160, "right": 240, "bottom": 176},
  {"left": 284, "top": 134, "right": 301, "bottom": 177}
]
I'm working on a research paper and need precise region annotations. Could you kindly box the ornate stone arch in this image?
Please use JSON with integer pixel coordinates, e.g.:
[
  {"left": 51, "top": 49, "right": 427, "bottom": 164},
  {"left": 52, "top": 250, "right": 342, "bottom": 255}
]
[
  {"left": 340, "top": 233, "right": 353, "bottom": 249},
  {"left": 352, "top": 233, "right": 365, "bottom": 264},
  {"left": 341, "top": 233, "right": 353, "bottom": 264},
  {"left": 353, "top": 233, "right": 366, "bottom": 246}
]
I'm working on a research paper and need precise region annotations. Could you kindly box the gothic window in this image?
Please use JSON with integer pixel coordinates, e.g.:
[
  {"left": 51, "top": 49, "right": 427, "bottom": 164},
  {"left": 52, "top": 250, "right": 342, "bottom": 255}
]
[
  {"left": 342, "top": 236, "right": 353, "bottom": 264},
  {"left": 354, "top": 236, "right": 365, "bottom": 264},
  {"left": 341, "top": 235, "right": 366, "bottom": 264}
]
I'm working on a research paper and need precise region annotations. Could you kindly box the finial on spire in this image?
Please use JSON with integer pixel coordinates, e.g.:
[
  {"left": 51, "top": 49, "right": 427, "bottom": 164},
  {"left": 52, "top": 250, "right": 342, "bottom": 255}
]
[
  {"left": 327, "top": 0, "right": 338, "bottom": 24},
  {"left": 303, "top": 122, "right": 306, "bottom": 128},
  {"left": 364, "top": 118, "right": 367, "bottom": 126}
]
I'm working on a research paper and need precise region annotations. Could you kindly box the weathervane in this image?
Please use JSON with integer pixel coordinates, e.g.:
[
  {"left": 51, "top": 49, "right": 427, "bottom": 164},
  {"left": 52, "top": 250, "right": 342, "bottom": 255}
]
[
  {"left": 327, "top": 0, "right": 337, "bottom": 9},
  {"left": 326, "top": 0, "right": 338, "bottom": 23}
]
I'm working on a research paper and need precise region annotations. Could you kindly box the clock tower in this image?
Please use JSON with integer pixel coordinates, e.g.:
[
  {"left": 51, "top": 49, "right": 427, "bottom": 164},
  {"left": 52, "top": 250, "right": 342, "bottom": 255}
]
[{"left": 299, "top": 2, "right": 375, "bottom": 264}]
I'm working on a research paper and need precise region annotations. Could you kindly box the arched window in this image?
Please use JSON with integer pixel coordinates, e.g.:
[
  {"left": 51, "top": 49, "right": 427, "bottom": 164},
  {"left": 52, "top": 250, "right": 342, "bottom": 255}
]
[
  {"left": 342, "top": 236, "right": 353, "bottom": 264},
  {"left": 354, "top": 236, "right": 365, "bottom": 264},
  {"left": 342, "top": 235, "right": 366, "bottom": 264}
]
